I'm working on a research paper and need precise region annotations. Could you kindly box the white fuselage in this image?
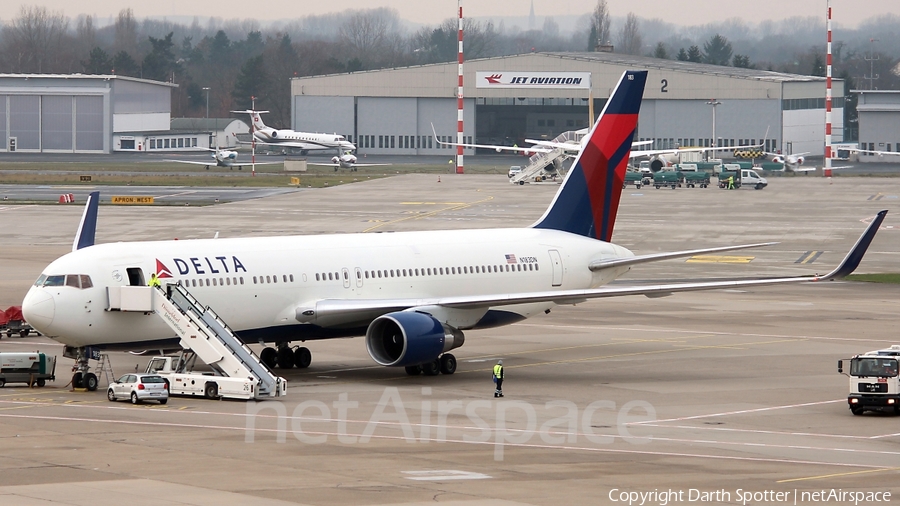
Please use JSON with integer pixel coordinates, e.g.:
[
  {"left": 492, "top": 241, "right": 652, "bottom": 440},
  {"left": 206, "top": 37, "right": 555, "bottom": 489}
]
[
  {"left": 254, "top": 128, "right": 355, "bottom": 152},
  {"left": 23, "top": 228, "right": 632, "bottom": 349}
]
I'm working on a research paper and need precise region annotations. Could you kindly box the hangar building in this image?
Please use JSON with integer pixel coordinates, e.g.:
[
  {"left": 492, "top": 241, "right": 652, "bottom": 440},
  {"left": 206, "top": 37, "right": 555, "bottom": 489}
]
[
  {"left": 291, "top": 52, "right": 843, "bottom": 157},
  {"left": 0, "top": 74, "right": 175, "bottom": 154},
  {"left": 854, "top": 89, "right": 900, "bottom": 162}
]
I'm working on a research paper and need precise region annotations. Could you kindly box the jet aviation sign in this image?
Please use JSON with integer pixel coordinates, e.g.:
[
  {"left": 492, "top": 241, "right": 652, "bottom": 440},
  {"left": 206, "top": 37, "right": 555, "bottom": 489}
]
[{"left": 476, "top": 72, "right": 591, "bottom": 90}]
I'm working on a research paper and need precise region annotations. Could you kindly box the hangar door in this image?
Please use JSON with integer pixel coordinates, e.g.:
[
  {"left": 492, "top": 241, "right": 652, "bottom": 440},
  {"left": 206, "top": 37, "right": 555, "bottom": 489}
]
[
  {"left": 42, "top": 95, "right": 73, "bottom": 151},
  {"left": 9, "top": 95, "right": 40, "bottom": 151}
]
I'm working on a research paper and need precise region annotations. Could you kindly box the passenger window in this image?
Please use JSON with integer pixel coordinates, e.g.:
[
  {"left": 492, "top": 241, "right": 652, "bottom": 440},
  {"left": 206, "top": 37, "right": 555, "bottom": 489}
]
[
  {"left": 289, "top": 274, "right": 294, "bottom": 282},
  {"left": 343, "top": 271, "right": 348, "bottom": 280},
  {"left": 283, "top": 275, "right": 288, "bottom": 283},
  {"left": 273, "top": 275, "right": 277, "bottom": 284},
  {"left": 212, "top": 278, "right": 217, "bottom": 286},
  {"left": 240, "top": 277, "right": 244, "bottom": 285},
  {"left": 327, "top": 273, "right": 332, "bottom": 281},
  {"left": 226, "top": 278, "right": 231, "bottom": 286},
  {"left": 66, "top": 275, "right": 81, "bottom": 288},
  {"left": 535, "top": 264, "right": 539, "bottom": 271},
  {"left": 205, "top": 279, "right": 210, "bottom": 286}
]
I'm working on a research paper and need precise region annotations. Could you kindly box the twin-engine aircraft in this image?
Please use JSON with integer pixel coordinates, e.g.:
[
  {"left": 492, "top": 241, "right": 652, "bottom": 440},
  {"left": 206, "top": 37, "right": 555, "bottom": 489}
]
[
  {"left": 22, "top": 71, "right": 885, "bottom": 387},
  {"left": 233, "top": 110, "right": 355, "bottom": 155}
]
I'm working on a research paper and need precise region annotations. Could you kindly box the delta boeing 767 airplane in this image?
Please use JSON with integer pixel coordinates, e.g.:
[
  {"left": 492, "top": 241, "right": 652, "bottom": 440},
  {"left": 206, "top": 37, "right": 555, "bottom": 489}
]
[{"left": 22, "top": 71, "right": 886, "bottom": 389}]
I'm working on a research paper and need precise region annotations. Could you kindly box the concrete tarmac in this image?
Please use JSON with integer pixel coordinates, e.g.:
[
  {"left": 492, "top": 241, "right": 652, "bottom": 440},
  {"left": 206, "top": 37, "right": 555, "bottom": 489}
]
[{"left": 0, "top": 175, "right": 899, "bottom": 505}]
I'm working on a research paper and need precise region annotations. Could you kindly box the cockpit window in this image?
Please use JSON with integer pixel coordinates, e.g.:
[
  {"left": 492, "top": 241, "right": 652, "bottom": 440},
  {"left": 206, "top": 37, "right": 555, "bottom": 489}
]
[
  {"left": 37, "top": 274, "right": 93, "bottom": 289},
  {"left": 43, "top": 275, "right": 65, "bottom": 287}
]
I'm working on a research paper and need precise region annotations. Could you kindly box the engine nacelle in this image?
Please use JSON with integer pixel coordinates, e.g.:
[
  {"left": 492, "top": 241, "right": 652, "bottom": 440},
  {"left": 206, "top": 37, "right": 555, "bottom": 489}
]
[
  {"left": 270, "top": 131, "right": 278, "bottom": 138},
  {"left": 366, "top": 311, "right": 465, "bottom": 367},
  {"left": 771, "top": 155, "right": 784, "bottom": 164},
  {"left": 648, "top": 153, "right": 677, "bottom": 172}
]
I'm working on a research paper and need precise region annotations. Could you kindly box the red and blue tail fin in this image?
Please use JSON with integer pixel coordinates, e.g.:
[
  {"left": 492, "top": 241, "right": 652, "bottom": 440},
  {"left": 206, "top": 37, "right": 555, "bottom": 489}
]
[{"left": 532, "top": 70, "right": 647, "bottom": 242}]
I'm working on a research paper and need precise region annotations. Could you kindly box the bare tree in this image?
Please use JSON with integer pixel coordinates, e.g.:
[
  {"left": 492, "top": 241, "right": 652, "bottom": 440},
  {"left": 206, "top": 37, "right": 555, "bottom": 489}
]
[
  {"left": 617, "top": 12, "right": 643, "bottom": 55},
  {"left": 339, "top": 8, "right": 402, "bottom": 69},
  {"left": 6, "top": 6, "right": 70, "bottom": 73},
  {"left": 588, "top": 0, "right": 611, "bottom": 50},
  {"left": 114, "top": 8, "right": 138, "bottom": 56}
]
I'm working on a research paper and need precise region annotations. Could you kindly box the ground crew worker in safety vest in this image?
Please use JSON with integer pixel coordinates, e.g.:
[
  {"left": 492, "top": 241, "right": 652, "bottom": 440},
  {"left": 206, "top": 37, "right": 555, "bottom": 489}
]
[
  {"left": 727, "top": 175, "right": 735, "bottom": 190},
  {"left": 148, "top": 272, "right": 161, "bottom": 288},
  {"left": 493, "top": 360, "right": 504, "bottom": 398}
]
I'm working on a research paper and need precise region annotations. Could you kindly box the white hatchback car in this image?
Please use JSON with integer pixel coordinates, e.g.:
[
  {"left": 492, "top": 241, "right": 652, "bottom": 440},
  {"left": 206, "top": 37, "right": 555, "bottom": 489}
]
[{"left": 107, "top": 373, "right": 169, "bottom": 405}]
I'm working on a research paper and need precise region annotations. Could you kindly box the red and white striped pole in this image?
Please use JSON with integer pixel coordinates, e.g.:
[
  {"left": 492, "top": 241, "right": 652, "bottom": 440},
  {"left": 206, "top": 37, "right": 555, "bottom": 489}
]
[
  {"left": 824, "top": 0, "right": 833, "bottom": 178},
  {"left": 251, "top": 96, "right": 257, "bottom": 177},
  {"left": 456, "top": 0, "right": 464, "bottom": 174}
]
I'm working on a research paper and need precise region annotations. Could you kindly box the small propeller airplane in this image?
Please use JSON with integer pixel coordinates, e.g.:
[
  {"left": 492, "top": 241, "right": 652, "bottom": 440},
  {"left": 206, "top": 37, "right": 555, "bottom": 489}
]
[
  {"left": 308, "top": 151, "right": 391, "bottom": 171},
  {"left": 165, "top": 146, "right": 282, "bottom": 170}
]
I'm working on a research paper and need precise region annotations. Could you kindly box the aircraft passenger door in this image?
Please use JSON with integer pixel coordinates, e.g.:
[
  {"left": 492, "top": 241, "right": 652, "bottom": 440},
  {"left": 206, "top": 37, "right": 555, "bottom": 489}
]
[
  {"left": 341, "top": 268, "right": 351, "bottom": 289},
  {"left": 354, "top": 267, "right": 363, "bottom": 288},
  {"left": 548, "top": 250, "right": 563, "bottom": 287}
]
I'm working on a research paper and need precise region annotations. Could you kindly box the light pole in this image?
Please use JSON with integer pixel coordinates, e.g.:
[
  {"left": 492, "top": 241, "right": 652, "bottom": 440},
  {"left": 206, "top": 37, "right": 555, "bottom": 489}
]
[
  {"left": 706, "top": 99, "right": 721, "bottom": 161},
  {"left": 202, "top": 87, "right": 210, "bottom": 119}
]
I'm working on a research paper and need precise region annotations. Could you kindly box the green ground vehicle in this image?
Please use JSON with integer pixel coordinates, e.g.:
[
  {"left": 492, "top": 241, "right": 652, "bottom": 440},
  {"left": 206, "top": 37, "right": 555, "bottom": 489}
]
[
  {"left": 682, "top": 171, "right": 711, "bottom": 188},
  {"left": 623, "top": 171, "right": 643, "bottom": 189},
  {"left": 652, "top": 171, "right": 681, "bottom": 189}
]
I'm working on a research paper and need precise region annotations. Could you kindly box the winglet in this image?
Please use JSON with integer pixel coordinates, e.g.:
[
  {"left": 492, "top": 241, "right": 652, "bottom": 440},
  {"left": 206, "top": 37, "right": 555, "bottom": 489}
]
[
  {"left": 72, "top": 191, "right": 100, "bottom": 251},
  {"left": 817, "top": 210, "right": 887, "bottom": 280}
]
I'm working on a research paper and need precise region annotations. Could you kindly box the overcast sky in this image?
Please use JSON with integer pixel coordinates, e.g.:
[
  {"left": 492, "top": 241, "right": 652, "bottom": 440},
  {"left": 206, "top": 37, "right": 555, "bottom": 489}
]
[{"left": 2, "top": 0, "right": 898, "bottom": 28}]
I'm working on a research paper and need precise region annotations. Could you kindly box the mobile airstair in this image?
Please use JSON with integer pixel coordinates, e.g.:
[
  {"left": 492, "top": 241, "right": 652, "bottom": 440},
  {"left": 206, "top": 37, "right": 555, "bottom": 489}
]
[
  {"left": 509, "top": 130, "right": 582, "bottom": 185},
  {"left": 152, "top": 284, "right": 286, "bottom": 398}
]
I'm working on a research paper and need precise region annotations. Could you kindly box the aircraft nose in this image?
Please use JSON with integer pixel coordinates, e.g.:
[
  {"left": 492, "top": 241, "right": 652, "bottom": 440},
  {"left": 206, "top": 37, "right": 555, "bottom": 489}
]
[{"left": 22, "top": 288, "right": 55, "bottom": 332}]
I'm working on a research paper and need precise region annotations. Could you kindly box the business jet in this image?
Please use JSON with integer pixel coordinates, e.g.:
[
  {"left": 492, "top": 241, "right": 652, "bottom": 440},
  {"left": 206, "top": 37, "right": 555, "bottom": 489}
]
[
  {"left": 22, "top": 71, "right": 885, "bottom": 391},
  {"left": 165, "top": 146, "right": 282, "bottom": 170},
  {"left": 766, "top": 151, "right": 810, "bottom": 170},
  {"left": 308, "top": 151, "right": 391, "bottom": 171},
  {"left": 233, "top": 110, "right": 355, "bottom": 155}
]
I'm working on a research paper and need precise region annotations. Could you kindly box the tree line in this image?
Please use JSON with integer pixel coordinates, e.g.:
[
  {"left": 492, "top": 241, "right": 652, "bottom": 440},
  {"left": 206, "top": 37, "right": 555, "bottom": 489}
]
[{"left": 0, "top": 4, "right": 897, "bottom": 127}]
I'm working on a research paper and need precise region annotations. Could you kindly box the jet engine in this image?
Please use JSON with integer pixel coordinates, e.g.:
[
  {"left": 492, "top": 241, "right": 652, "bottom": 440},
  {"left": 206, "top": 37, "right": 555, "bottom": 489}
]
[
  {"left": 648, "top": 153, "right": 678, "bottom": 172},
  {"left": 365, "top": 311, "right": 465, "bottom": 367}
]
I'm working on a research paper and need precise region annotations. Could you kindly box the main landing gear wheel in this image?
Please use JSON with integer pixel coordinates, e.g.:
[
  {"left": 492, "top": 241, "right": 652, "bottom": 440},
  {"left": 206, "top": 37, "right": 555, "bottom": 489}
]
[
  {"left": 276, "top": 346, "right": 294, "bottom": 369},
  {"left": 439, "top": 354, "right": 457, "bottom": 375},
  {"left": 260, "top": 347, "right": 277, "bottom": 369},
  {"left": 293, "top": 347, "right": 311, "bottom": 369},
  {"left": 421, "top": 359, "right": 441, "bottom": 376},
  {"left": 84, "top": 373, "right": 99, "bottom": 392},
  {"left": 405, "top": 365, "right": 422, "bottom": 376},
  {"left": 72, "top": 372, "right": 84, "bottom": 389}
]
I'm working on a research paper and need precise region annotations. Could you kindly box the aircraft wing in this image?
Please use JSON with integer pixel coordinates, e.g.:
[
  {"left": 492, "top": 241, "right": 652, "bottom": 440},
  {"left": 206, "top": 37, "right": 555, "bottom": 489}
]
[
  {"left": 307, "top": 163, "right": 391, "bottom": 168},
  {"left": 299, "top": 210, "right": 885, "bottom": 322},
  {"left": 164, "top": 159, "right": 217, "bottom": 166},
  {"left": 431, "top": 127, "right": 551, "bottom": 154},
  {"left": 848, "top": 148, "right": 900, "bottom": 157}
]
